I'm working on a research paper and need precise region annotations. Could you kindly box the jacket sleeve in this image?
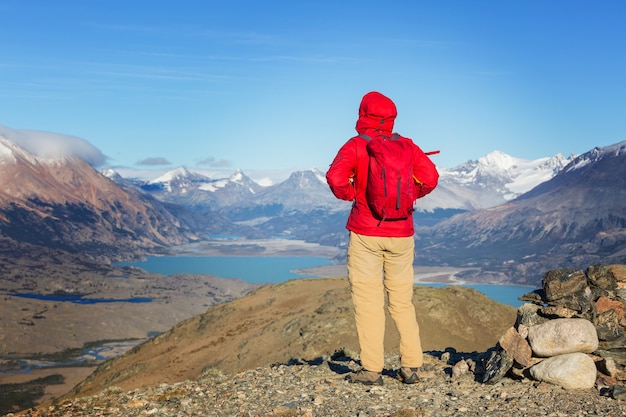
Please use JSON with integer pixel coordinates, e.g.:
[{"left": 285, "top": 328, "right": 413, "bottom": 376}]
[
  {"left": 412, "top": 146, "right": 439, "bottom": 199},
  {"left": 326, "top": 139, "right": 357, "bottom": 202}
]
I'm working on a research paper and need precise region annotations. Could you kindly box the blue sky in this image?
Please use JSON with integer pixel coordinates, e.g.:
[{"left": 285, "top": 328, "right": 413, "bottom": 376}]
[{"left": 1, "top": 1, "right": 625, "bottom": 183}]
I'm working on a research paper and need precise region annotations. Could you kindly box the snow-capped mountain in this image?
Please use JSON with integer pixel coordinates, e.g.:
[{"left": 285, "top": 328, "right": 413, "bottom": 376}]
[
  {"left": 106, "top": 149, "right": 572, "bottom": 217},
  {"left": 100, "top": 149, "right": 574, "bottom": 248},
  {"left": 418, "top": 151, "right": 574, "bottom": 211},
  {"left": 147, "top": 167, "right": 213, "bottom": 194},
  {"left": 562, "top": 141, "right": 626, "bottom": 174},
  {"left": 202, "top": 169, "right": 265, "bottom": 206},
  {"left": 103, "top": 167, "right": 265, "bottom": 209},
  {"left": 0, "top": 124, "right": 106, "bottom": 166},
  {"left": 415, "top": 140, "right": 626, "bottom": 285},
  {"left": 246, "top": 168, "right": 343, "bottom": 211}
]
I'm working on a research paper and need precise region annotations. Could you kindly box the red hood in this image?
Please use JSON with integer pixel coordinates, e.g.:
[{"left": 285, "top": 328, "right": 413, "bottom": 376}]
[{"left": 355, "top": 91, "right": 397, "bottom": 135}]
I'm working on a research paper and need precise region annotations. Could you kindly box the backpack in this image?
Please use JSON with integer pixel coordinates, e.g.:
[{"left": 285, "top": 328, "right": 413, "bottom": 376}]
[{"left": 361, "top": 133, "right": 416, "bottom": 222}]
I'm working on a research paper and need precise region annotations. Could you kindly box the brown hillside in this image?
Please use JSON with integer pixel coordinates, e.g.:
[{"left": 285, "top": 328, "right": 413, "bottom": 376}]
[{"left": 66, "top": 277, "right": 517, "bottom": 399}]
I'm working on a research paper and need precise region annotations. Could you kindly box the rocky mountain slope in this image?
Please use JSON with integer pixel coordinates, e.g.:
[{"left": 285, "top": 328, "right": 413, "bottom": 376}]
[
  {"left": 0, "top": 136, "right": 189, "bottom": 260},
  {"left": 414, "top": 141, "right": 626, "bottom": 285}
]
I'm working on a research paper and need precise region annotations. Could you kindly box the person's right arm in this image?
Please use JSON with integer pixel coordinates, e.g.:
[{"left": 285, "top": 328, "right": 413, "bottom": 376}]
[{"left": 326, "top": 139, "right": 357, "bottom": 201}]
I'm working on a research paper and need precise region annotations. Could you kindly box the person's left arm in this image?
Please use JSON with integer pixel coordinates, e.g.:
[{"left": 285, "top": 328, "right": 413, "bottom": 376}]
[{"left": 412, "top": 146, "right": 439, "bottom": 198}]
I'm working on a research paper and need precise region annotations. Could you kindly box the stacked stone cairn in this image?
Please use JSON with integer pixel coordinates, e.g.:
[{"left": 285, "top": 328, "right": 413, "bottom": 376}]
[{"left": 474, "top": 264, "right": 626, "bottom": 397}]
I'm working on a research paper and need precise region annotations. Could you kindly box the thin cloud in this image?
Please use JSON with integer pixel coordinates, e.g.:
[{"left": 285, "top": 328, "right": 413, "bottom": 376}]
[
  {"left": 88, "top": 63, "right": 233, "bottom": 83},
  {"left": 197, "top": 157, "right": 231, "bottom": 168},
  {"left": 86, "top": 22, "right": 170, "bottom": 36},
  {"left": 0, "top": 124, "right": 107, "bottom": 166},
  {"left": 89, "top": 22, "right": 279, "bottom": 46},
  {"left": 136, "top": 157, "right": 172, "bottom": 166}
]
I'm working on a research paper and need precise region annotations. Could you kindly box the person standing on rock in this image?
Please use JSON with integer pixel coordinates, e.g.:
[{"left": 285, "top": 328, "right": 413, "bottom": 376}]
[{"left": 326, "top": 91, "right": 439, "bottom": 385}]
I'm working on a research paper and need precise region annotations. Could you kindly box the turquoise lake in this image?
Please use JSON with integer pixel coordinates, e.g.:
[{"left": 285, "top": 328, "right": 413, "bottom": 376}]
[
  {"left": 117, "top": 256, "right": 536, "bottom": 308},
  {"left": 118, "top": 256, "right": 333, "bottom": 282}
]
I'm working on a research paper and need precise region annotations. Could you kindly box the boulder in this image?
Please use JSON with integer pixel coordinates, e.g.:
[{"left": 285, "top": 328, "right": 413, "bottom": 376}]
[
  {"left": 527, "top": 318, "right": 598, "bottom": 357},
  {"left": 597, "top": 356, "right": 618, "bottom": 378},
  {"left": 596, "top": 348, "right": 626, "bottom": 367},
  {"left": 597, "top": 336, "right": 626, "bottom": 350},
  {"left": 542, "top": 268, "right": 587, "bottom": 301},
  {"left": 595, "top": 296, "right": 625, "bottom": 321},
  {"left": 451, "top": 359, "right": 470, "bottom": 379},
  {"left": 595, "top": 309, "right": 624, "bottom": 342},
  {"left": 607, "top": 264, "right": 626, "bottom": 283},
  {"left": 586, "top": 264, "right": 618, "bottom": 291},
  {"left": 529, "top": 353, "right": 597, "bottom": 389},
  {"left": 480, "top": 348, "right": 513, "bottom": 384},
  {"left": 498, "top": 327, "right": 532, "bottom": 367},
  {"left": 541, "top": 305, "right": 579, "bottom": 319},
  {"left": 518, "top": 289, "right": 545, "bottom": 304},
  {"left": 516, "top": 303, "right": 548, "bottom": 328},
  {"left": 549, "top": 289, "right": 594, "bottom": 316}
]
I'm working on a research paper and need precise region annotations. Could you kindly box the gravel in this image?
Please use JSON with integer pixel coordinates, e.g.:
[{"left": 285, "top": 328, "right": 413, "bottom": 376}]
[{"left": 9, "top": 351, "right": 626, "bottom": 417}]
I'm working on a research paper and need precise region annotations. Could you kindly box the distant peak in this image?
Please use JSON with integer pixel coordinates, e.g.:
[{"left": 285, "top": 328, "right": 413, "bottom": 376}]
[
  {"left": 565, "top": 140, "right": 626, "bottom": 173},
  {"left": 0, "top": 134, "right": 59, "bottom": 165},
  {"left": 230, "top": 169, "right": 245, "bottom": 182},
  {"left": 149, "top": 167, "right": 194, "bottom": 184},
  {"left": 477, "top": 150, "right": 518, "bottom": 170},
  {"left": 172, "top": 166, "right": 192, "bottom": 176},
  {"left": 100, "top": 168, "right": 120, "bottom": 179}
]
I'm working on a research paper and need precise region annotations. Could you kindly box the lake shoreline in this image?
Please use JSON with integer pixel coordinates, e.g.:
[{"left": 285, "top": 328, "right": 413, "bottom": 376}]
[
  {"left": 295, "top": 264, "right": 483, "bottom": 285},
  {"left": 164, "top": 239, "right": 534, "bottom": 288},
  {"left": 168, "top": 238, "right": 344, "bottom": 259}
]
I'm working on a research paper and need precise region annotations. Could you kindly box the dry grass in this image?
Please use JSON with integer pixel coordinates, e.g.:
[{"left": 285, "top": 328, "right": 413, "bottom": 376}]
[{"left": 65, "top": 277, "right": 517, "bottom": 400}]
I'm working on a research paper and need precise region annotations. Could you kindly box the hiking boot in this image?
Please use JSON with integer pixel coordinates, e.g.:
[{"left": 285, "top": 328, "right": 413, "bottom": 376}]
[
  {"left": 398, "top": 367, "right": 420, "bottom": 384},
  {"left": 346, "top": 369, "right": 383, "bottom": 386}
]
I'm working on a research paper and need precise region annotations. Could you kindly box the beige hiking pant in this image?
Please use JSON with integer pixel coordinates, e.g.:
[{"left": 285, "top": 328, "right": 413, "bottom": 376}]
[{"left": 347, "top": 231, "right": 423, "bottom": 373}]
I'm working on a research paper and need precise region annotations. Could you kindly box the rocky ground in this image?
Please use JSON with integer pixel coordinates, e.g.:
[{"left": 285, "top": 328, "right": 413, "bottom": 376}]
[{"left": 8, "top": 350, "right": 626, "bottom": 417}]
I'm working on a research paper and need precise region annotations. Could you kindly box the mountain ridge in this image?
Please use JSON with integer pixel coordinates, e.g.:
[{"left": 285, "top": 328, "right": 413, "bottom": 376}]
[
  {"left": 103, "top": 149, "right": 574, "bottom": 214},
  {"left": 0, "top": 136, "right": 190, "bottom": 259},
  {"left": 414, "top": 140, "right": 626, "bottom": 284}
]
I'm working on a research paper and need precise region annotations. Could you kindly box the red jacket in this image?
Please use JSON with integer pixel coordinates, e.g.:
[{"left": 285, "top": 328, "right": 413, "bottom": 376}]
[{"left": 326, "top": 91, "right": 439, "bottom": 237}]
